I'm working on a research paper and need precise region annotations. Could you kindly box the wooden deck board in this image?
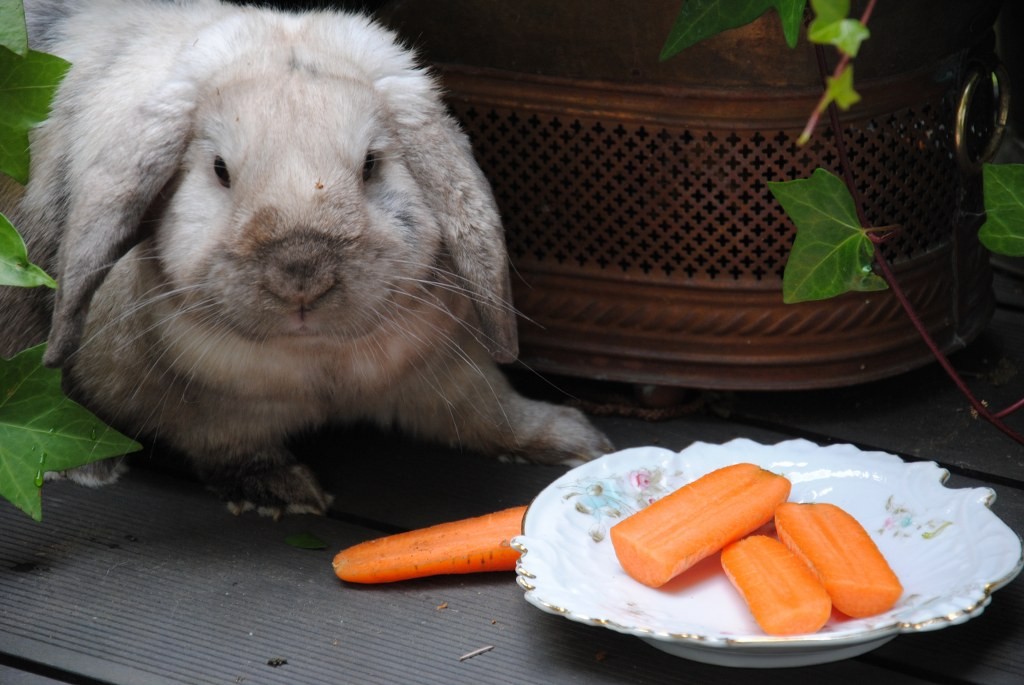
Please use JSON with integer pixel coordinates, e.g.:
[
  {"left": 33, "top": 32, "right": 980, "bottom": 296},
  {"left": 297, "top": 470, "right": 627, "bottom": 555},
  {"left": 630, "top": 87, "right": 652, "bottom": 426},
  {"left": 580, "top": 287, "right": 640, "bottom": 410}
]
[
  {"left": 0, "top": 664, "right": 70, "bottom": 685},
  {"left": 2, "top": 285, "right": 1022, "bottom": 685},
  {"left": 0, "top": 467, "right": 971, "bottom": 685},
  {"left": 731, "top": 306, "right": 1024, "bottom": 482}
]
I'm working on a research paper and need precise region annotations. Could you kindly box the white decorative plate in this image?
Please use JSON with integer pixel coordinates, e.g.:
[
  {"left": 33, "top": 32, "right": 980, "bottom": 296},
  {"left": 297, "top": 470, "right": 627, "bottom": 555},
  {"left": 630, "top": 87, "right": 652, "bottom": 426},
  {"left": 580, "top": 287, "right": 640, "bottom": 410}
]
[{"left": 513, "top": 438, "right": 1023, "bottom": 668}]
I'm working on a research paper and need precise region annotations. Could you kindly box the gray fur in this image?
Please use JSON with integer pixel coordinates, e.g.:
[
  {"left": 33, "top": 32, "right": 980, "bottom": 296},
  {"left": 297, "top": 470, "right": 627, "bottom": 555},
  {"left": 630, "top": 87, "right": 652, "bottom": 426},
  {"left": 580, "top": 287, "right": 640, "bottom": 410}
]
[{"left": 0, "top": 0, "right": 612, "bottom": 516}]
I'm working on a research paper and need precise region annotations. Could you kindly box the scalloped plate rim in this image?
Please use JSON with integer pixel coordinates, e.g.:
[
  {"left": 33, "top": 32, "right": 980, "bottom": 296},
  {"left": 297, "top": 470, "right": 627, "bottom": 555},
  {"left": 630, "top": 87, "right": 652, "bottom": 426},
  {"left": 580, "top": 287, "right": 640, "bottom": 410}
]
[{"left": 514, "top": 438, "right": 1024, "bottom": 668}]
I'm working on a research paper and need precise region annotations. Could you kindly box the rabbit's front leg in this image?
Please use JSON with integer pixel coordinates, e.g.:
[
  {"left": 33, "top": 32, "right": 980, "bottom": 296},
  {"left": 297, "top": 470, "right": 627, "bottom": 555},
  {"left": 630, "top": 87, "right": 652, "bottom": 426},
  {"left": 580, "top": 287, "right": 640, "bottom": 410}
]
[{"left": 393, "top": 348, "right": 614, "bottom": 465}]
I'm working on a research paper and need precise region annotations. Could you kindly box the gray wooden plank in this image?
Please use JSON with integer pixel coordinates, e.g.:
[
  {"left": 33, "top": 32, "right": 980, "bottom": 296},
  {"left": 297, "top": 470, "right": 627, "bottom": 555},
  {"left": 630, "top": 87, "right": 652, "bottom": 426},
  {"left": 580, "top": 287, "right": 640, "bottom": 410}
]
[
  {"left": 306, "top": 413, "right": 1024, "bottom": 685},
  {"left": 0, "top": 663, "right": 72, "bottom": 685},
  {"left": 866, "top": 590, "right": 1024, "bottom": 685},
  {"left": 3, "top": 308, "right": 1022, "bottom": 685},
  {"left": 729, "top": 306, "right": 1024, "bottom": 482},
  {"left": 308, "top": 404, "right": 1024, "bottom": 533},
  {"left": 305, "top": 411, "right": 796, "bottom": 530},
  {"left": 0, "top": 468, "right": 954, "bottom": 685}
]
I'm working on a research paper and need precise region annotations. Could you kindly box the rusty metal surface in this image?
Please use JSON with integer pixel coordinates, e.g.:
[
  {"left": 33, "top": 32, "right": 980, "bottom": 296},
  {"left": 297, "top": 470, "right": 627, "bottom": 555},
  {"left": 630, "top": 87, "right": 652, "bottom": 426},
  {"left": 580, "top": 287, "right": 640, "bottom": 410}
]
[
  {"left": 383, "top": 0, "right": 1000, "bottom": 88},
  {"left": 383, "top": 1, "right": 1002, "bottom": 389}
]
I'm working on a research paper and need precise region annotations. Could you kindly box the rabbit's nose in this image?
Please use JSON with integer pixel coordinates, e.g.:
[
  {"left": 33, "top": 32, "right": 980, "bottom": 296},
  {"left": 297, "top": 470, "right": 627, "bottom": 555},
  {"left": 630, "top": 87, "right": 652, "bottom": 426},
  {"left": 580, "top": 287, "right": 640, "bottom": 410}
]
[
  {"left": 256, "top": 231, "right": 342, "bottom": 310},
  {"left": 267, "top": 260, "right": 337, "bottom": 308}
]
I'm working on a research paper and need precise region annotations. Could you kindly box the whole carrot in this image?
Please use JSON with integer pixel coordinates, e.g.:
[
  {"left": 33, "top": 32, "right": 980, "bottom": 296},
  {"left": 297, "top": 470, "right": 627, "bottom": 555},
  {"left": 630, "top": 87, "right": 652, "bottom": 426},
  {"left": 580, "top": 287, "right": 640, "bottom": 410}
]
[
  {"left": 332, "top": 505, "right": 527, "bottom": 584},
  {"left": 610, "top": 463, "right": 791, "bottom": 588},
  {"left": 721, "top": 535, "right": 833, "bottom": 636},
  {"left": 775, "top": 502, "right": 903, "bottom": 618}
]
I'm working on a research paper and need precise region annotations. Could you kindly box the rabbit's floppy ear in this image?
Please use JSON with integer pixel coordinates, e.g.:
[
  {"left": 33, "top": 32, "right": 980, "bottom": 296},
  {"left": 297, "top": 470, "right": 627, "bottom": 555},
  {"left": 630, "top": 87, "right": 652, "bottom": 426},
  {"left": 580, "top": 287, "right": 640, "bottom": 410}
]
[
  {"left": 377, "top": 73, "right": 519, "bottom": 363},
  {"left": 42, "top": 75, "right": 197, "bottom": 369}
]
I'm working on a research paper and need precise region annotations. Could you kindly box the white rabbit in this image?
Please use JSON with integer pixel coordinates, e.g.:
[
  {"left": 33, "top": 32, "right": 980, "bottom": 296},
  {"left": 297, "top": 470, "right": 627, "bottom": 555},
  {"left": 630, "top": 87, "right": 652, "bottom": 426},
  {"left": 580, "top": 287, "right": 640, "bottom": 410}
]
[{"left": 0, "top": 0, "right": 613, "bottom": 516}]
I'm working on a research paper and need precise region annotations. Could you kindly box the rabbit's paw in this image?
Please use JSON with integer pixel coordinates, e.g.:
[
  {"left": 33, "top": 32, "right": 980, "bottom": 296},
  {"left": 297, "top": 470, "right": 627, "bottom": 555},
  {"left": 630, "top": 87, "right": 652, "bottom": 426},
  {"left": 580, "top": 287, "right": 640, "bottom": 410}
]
[
  {"left": 47, "top": 457, "right": 128, "bottom": 487},
  {"left": 509, "top": 404, "right": 615, "bottom": 466},
  {"left": 207, "top": 462, "right": 333, "bottom": 520}
]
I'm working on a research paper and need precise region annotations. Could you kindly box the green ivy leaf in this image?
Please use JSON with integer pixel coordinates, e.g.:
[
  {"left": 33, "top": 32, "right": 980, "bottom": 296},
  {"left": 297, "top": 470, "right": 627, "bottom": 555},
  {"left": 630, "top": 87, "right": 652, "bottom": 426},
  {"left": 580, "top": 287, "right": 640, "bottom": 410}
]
[
  {"left": 1, "top": 212, "right": 56, "bottom": 288},
  {"left": 1, "top": 344, "right": 143, "bottom": 520},
  {"left": 0, "top": 45, "right": 70, "bottom": 184},
  {"left": 809, "top": 19, "right": 869, "bottom": 57},
  {"left": 769, "top": 168, "right": 887, "bottom": 303},
  {"left": 660, "top": 0, "right": 808, "bottom": 60},
  {"left": 0, "top": 0, "right": 28, "bottom": 57},
  {"left": 980, "top": 163, "right": 1024, "bottom": 256},
  {"left": 773, "top": 0, "right": 807, "bottom": 48},
  {"left": 809, "top": 0, "right": 847, "bottom": 24},
  {"left": 811, "top": 18, "right": 868, "bottom": 57},
  {"left": 824, "top": 64, "right": 861, "bottom": 109},
  {"left": 808, "top": 0, "right": 869, "bottom": 57}
]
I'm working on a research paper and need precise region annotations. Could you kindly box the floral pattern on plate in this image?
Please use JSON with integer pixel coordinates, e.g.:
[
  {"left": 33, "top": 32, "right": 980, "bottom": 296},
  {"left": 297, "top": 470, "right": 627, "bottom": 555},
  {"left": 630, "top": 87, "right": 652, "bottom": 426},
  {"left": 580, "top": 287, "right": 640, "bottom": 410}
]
[
  {"left": 513, "top": 439, "right": 1024, "bottom": 668},
  {"left": 559, "top": 465, "right": 681, "bottom": 542}
]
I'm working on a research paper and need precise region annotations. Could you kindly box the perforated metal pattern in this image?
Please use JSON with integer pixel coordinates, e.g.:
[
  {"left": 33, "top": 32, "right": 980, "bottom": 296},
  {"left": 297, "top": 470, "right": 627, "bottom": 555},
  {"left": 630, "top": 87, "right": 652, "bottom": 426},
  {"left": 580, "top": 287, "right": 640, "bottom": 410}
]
[
  {"left": 454, "top": 101, "right": 960, "bottom": 284},
  {"left": 384, "top": 0, "right": 999, "bottom": 389}
]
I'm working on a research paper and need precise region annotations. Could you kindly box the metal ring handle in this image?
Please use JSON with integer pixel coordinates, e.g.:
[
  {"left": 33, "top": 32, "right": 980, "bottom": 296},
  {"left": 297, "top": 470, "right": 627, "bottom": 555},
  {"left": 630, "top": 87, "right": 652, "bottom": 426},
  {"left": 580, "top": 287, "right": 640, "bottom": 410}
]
[{"left": 955, "top": 63, "right": 1011, "bottom": 173}]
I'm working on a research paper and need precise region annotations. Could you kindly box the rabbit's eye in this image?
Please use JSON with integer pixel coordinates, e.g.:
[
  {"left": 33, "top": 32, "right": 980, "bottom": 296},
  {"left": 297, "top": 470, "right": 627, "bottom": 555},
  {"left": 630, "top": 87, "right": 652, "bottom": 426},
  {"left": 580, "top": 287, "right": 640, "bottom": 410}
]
[
  {"left": 213, "top": 156, "right": 231, "bottom": 188},
  {"left": 362, "top": 152, "right": 378, "bottom": 183}
]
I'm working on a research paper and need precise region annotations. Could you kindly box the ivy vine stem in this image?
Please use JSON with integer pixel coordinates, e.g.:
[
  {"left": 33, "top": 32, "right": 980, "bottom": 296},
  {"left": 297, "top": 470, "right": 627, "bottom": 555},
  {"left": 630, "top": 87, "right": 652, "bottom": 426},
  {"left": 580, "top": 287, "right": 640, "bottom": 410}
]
[
  {"left": 869, "top": 240, "right": 1024, "bottom": 444},
  {"left": 808, "top": 8, "right": 1023, "bottom": 445},
  {"left": 813, "top": 43, "right": 868, "bottom": 229},
  {"left": 799, "top": 0, "right": 878, "bottom": 146},
  {"left": 996, "top": 396, "right": 1024, "bottom": 420}
]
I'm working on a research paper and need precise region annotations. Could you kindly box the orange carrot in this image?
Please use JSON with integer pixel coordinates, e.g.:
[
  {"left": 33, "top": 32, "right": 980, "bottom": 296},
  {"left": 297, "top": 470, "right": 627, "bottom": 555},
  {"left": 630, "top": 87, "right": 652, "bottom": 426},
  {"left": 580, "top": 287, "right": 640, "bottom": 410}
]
[
  {"left": 610, "top": 463, "right": 791, "bottom": 588},
  {"left": 721, "top": 535, "right": 833, "bottom": 636},
  {"left": 775, "top": 502, "right": 903, "bottom": 618},
  {"left": 332, "top": 505, "right": 526, "bottom": 584}
]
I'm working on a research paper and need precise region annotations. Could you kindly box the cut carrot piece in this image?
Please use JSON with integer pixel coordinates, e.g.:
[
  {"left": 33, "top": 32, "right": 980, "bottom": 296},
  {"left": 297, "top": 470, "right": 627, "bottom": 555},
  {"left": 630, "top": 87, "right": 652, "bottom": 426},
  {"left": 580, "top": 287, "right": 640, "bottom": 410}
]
[
  {"left": 775, "top": 502, "right": 903, "bottom": 618},
  {"left": 332, "top": 505, "right": 526, "bottom": 584},
  {"left": 721, "top": 535, "right": 832, "bottom": 636},
  {"left": 610, "top": 463, "right": 791, "bottom": 588}
]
